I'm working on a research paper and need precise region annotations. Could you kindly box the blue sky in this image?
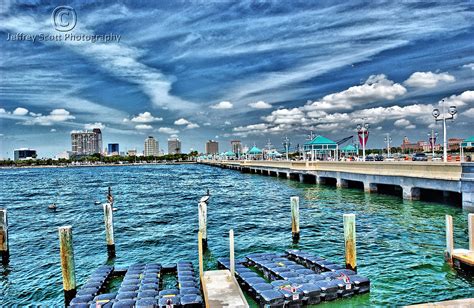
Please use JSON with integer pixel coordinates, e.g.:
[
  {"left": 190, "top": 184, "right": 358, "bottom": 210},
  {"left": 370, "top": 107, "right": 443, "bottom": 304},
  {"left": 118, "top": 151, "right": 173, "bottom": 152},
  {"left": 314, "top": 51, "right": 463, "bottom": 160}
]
[{"left": 0, "top": 1, "right": 473, "bottom": 158}]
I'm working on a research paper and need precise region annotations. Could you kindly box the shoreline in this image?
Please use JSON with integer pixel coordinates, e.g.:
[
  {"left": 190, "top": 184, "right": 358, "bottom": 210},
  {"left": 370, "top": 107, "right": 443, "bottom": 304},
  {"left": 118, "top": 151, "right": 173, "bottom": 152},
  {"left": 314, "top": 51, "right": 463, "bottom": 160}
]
[{"left": 0, "top": 161, "right": 197, "bottom": 170}]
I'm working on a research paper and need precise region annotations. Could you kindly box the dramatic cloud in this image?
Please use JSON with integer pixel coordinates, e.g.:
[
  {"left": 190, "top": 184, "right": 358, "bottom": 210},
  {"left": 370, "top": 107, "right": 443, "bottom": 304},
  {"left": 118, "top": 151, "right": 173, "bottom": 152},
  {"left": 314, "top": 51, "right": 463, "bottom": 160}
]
[
  {"left": 211, "top": 101, "right": 233, "bottom": 110},
  {"left": 12, "top": 107, "right": 29, "bottom": 116},
  {"left": 85, "top": 122, "right": 106, "bottom": 130},
  {"left": 263, "top": 108, "right": 307, "bottom": 125},
  {"left": 131, "top": 112, "right": 162, "bottom": 123},
  {"left": 465, "top": 108, "right": 474, "bottom": 118},
  {"left": 404, "top": 71, "right": 455, "bottom": 88},
  {"left": 24, "top": 109, "right": 75, "bottom": 126},
  {"left": 462, "top": 63, "right": 474, "bottom": 71},
  {"left": 248, "top": 101, "right": 272, "bottom": 109},
  {"left": 0, "top": 108, "right": 6, "bottom": 114},
  {"left": 305, "top": 75, "right": 406, "bottom": 111},
  {"left": 158, "top": 127, "right": 179, "bottom": 134},
  {"left": 174, "top": 118, "right": 190, "bottom": 125},
  {"left": 135, "top": 124, "right": 153, "bottom": 130},
  {"left": 441, "top": 90, "right": 474, "bottom": 107}
]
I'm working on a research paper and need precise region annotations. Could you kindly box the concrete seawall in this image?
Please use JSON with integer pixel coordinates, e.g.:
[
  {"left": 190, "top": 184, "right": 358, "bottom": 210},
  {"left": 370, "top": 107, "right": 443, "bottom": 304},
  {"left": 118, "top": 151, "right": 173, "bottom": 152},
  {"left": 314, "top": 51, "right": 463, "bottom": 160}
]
[{"left": 201, "top": 160, "right": 474, "bottom": 210}]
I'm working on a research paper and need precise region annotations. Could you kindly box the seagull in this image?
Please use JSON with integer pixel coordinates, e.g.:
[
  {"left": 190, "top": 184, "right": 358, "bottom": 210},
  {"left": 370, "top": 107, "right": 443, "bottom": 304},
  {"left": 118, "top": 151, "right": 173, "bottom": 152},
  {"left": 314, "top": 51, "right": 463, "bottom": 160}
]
[{"left": 200, "top": 195, "right": 210, "bottom": 203}]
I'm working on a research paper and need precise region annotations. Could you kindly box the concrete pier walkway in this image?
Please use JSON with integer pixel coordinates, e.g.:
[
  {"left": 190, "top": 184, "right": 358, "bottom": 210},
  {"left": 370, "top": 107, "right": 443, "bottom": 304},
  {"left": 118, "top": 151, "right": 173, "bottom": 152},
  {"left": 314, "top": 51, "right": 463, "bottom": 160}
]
[
  {"left": 201, "top": 160, "right": 474, "bottom": 210},
  {"left": 201, "top": 270, "right": 249, "bottom": 308}
]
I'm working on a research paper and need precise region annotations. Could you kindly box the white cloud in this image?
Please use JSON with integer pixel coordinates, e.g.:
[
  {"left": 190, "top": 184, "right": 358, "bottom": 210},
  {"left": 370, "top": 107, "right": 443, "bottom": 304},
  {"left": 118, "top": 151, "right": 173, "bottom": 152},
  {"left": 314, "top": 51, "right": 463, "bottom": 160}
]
[
  {"left": 211, "top": 101, "right": 233, "bottom": 109},
  {"left": 13, "top": 107, "right": 29, "bottom": 116},
  {"left": 404, "top": 71, "right": 455, "bottom": 88},
  {"left": 135, "top": 124, "right": 153, "bottom": 130},
  {"left": 85, "top": 122, "right": 106, "bottom": 130},
  {"left": 203, "top": 122, "right": 211, "bottom": 126},
  {"left": 186, "top": 123, "right": 199, "bottom": 129},
  {"left": 158, "top": 127, "right": 179, "bottom": 134},
  {"left": 305, "top": 74, "right": 406, "bottom": 111},
  {"left": 465, "top": 108, "right": 474, "bottom": 118},
  {"left": 462, "top": 63, "right": 474, "bottom": 71},
  {"left": 224, "top": 121, "right": 231, "bottom": 125},
  {"left": 24, "top": 109, "right": 75, "bottom": 126},
  {"left": 394, "top": 119, "right": 416, "bottom": 129},
  {"left": 233, "top": 123, "right": 269, "bottom": 132},
  {"left": 0, "top": 108, "right": 6, "bottom": 114},
  {"left": 263, "top": 108, "right": 306, "bottom": 125},
  {"left": 248, "top": 101, "right": 272, "bottom": 109},
  {"left": 50, "top": 128, "right": 56, "bottom": 132},
  {"left": 131, "top": 111, "right": 162, "bottom": 123},
  {"left": 441, "top": 90, "right": 474, "bottom": 107},
  {"left": 174, "top": 118, "right": 190, "bottom": 125}
]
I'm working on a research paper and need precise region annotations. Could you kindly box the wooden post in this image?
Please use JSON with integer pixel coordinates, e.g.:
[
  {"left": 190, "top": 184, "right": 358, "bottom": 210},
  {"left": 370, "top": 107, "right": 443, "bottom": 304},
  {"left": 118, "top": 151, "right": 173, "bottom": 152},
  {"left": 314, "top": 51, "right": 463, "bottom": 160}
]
[
  {"left": 343, "top": 214, "right": 357, "bottom": 272},
  {"left": 0, "top": 209, "right": 9, "bottom": 265},
  {"left": 229, "top": 229, "right": 235, "bottom": 277},
  {"left": 469, "top": 214, "right": 474, "bottom": 251},
  {"left": 291, "top": 196, "right": 300, "bottom": 242},
  {"left": 445, "top": 215, "right": 454, "bottom": 263},
  {"left": 198, "top": 230, "right": 204, "bottom": 281},
  {"left": 198, "top": 201, "right": 208, "bottom": 248},
  {"left": 58, "top": 226, "right": 76, "bottom": 306},
  {"left": 103, "top": 202, "right": 115, "bottom": 258}
]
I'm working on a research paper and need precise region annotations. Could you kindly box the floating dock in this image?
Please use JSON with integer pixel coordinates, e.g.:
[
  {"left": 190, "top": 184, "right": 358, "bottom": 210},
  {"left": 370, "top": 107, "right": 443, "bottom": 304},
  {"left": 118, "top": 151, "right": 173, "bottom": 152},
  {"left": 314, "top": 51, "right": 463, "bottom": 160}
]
[
  {"left": 218, "top": 249, "right": 370, "bottom": 307},
  {"left": 68, "top": 262, "right": 203, "bottom": 307},
  {"left": 201, "top": 270, "right": 249, "bottom": 308}
]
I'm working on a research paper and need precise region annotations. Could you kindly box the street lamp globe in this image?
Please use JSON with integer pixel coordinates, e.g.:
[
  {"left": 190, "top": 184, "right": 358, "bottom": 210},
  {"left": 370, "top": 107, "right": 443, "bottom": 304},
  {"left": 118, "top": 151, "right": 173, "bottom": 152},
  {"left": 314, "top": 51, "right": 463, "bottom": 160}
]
[
  {"left": 364, "top": 123, "right": 369, "bottom": 129},
  {"left": 432, "top": 108, "right": 440, "bottom": 118},
  {"left": 449, "top": 105, "right": 457, "bottom": 115},
  {"left": 356, "top": 124, "right": 361, "bottom": 130}
]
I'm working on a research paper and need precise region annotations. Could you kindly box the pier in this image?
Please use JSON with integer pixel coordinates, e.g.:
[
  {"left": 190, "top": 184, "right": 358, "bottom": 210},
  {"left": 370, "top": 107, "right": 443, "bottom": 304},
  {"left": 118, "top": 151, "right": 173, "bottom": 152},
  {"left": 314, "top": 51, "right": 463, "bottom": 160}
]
[{"left": 201, "top": 160, "right": 474, "bottom": 209}]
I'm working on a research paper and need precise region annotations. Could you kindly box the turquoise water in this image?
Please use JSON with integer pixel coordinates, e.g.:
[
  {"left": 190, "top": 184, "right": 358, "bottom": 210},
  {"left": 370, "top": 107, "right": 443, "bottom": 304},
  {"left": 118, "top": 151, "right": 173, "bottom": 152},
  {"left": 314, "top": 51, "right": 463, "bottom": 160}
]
[{"left": 0, "top": 164, "right": 473, "bottom": 306}]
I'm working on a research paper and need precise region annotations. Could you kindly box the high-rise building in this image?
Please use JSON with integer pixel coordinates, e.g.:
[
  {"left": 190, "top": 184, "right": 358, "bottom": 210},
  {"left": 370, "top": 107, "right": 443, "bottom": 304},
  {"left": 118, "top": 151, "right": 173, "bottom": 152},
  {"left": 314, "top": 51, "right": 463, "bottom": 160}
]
[
  {"left": 14, "top": 148, "right": 37, "bottom": 161},
  {"left": 231, "top": 140, "right": 242, "bottom": 155},
  {"left": 168, "top": 138, "right": 182, "bottom": 154},
  {"left": 71, "top": 129, "right": 102, "bottom": 155},
  {"left": 205, "top": 140, "right": 219, "bottom": 154},
  {"left": 144, "top": 136, "right": 159, "bottom": 156},
  {"left": 108, "top": 143, "right": 120, "bottom": 156}
]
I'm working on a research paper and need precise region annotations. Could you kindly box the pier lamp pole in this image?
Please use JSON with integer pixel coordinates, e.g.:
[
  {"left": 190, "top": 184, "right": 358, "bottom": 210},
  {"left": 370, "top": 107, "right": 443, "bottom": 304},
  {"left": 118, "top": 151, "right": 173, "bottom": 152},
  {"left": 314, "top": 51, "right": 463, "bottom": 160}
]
[
  {"left": 384, "top": 134, "right": 392, "bottom": 157},
  {"left": 428, "top": 130, "right": 438, "bottom": 159},
  {"left": 432, "top": 99, "right": 457, "bottom": 163},
  {"left": 283, "top": 137, "right": 290, "bottom": 161},
  {"left": 356, "top": 122, "right": 370, "bottom": 161}
]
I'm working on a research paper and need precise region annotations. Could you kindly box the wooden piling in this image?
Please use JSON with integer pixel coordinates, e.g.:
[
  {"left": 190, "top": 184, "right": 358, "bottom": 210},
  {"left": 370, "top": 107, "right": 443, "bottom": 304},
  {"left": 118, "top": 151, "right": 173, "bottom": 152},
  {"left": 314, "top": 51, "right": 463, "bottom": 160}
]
[
  {"left": 103, "top": 202, "right": 116, "bottom": 258},
  {"left": 469, "top": 214, "right": 474, "bottom": 251},
  {"left": 58, "top": 226, "right": 76, "bottom": 306},
  {"left": 198, "top": 201, "right": 208, "bottom": 248},
  {"left": 445, "top": 215, "right": 454, "bottom": 263},
  {"left": 198, "top": 230, "right": 204, "bottom": 281},
  {"left": 343, "top": 214, "right": 357, "bottom": 272},
  {"left": 229, "top": 229, "right": 235, "bottom": 277},
  {"left": 0, "top": 208, "right": 9, "bottom": 265},
  {"left": 291, "top": 196, "right": 300, "bottom": 242}
]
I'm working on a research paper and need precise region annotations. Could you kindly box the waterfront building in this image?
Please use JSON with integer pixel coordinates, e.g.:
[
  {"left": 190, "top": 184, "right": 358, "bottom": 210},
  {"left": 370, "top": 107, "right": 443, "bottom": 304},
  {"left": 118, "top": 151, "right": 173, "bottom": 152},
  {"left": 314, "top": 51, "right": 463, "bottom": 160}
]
[
  {"left": 71, "top": 129, "right": 102, "bottom": 155},
  {"left": 247, "top": 146, "right": 263, "bottom": 159},
  {"left": 303, "top": 135, "right": 338, "bottom": 161},
  {"left": 107, "top": 143, "right": 120, "bottom": 156},
  {"left": 168, "top": 137, "right": 181, "bottom": 154},
  {"left": 13, "top": 148, "right": 37, "bottom": 161},
  {"left": 401, "top": 136, "right": 441, "bottom": 153},
  {"left": 448, "top": 138, "right": 464, "bottom": 151},
  {"left": 231, "top": 140, "right": 242, "bottom": 156},
  {"left": 127, "top": 149, "right": 137, "bottom": 157},
  {"left": 205, "top": 140, "right": 219, "bottom": 154},
  {"left": 144, "top": 136, "right": 159, "bottom": 156},
  {"left": 54, "top": 151, "right": 72, "bottom": 160}
]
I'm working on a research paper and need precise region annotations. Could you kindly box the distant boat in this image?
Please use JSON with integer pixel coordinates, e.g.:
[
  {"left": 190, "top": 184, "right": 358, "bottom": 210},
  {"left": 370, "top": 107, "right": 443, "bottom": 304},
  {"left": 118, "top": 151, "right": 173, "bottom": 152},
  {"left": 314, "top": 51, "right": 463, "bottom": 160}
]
[
  {"left": 48, "top": 203, "right": 57, "bottom": 210},
  {"left": 94, "top": 201, "right": 101, "bottom": 205},
  {"left": 113, "top": 207, "right": 118, "bottom": 212}
]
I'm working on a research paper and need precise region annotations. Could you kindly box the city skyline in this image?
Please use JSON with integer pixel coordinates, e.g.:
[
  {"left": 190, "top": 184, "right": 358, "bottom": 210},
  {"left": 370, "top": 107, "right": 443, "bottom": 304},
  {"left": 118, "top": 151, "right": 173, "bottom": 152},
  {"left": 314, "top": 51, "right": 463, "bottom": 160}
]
[{"left": 1, "top": 2, "right": 473, "bottom": 158}]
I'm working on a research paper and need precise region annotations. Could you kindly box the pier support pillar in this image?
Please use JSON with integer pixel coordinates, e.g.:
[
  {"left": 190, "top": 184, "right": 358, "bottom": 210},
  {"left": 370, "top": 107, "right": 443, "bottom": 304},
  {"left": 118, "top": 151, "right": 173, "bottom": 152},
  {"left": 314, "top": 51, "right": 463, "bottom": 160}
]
[
  {"left": 337, "top": 178, "right": 348, "bottom": 188},
  {"left": 0, "top": 209, "right": 9, "bottom": 265},
  {"left": 364, "top": 182, "right": 378, "bottom": 193},
  {"left": 316, "top": 176, "right": 322, "bottom": 185},
  {"left": 198, "top": 200, "right": 208, "bottom": 248},
  {"left": 343, "top": 214, "right": 357, "bottom": 272},
  {"left": 103, "top": 203, "right": 116, "bottom": 258},
  {"left": 299, "top": 173, "right": 304, "bottom": 183},
  {"left": 461, "top": 163, "right": 474, "bottom": 210},
  {"left": 291, "top": 197, "right": 300, "bottom": 242},
  {"left": 402, "top": 186, "right": 420, "bottom": 200},
  {"left": 445, "top": 215, "right": 454, "bottom": 263},
  {"left": 286, "top": 172, "right": 291, "bottom": 179}
]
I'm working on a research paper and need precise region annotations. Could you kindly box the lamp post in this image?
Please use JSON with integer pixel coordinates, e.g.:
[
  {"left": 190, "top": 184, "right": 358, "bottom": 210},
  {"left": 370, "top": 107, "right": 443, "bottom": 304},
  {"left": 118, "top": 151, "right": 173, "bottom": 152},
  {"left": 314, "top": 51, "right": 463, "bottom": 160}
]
[
  {"left": 305, "top": 131, "right": 315, "bottom": 161},
  {"left": 427, "top": 129, "right": 438, "bottom": 159},
  {"left": 356, "top": 121, "right": 370, "bottom": 161},
  {"left": 283, "top": 137, "right": 290, "bottom": 161},
  {"left": 432, "top": 99, "right": 457, "bottom": 162},
  {"left": 384, "top": 133, "right": 392, "bottom": 157}
]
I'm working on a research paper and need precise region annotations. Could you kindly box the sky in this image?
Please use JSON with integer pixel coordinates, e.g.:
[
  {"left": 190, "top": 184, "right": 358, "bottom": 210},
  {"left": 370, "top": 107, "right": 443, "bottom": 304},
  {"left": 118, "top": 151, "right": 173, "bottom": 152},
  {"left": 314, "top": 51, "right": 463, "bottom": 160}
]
[{"left": 0, "top": 1, "right": 473, "bottom": 158}]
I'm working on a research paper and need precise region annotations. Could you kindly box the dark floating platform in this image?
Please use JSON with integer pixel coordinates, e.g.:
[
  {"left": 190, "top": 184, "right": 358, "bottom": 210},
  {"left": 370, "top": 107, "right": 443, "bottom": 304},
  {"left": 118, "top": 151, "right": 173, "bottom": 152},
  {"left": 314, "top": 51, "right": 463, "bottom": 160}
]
[
  {"left": 218, "top": 250, "right": 370, "bottom": 307},
  {"left": 69, "top": 261, "right": 203, "bottom": 308}
]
